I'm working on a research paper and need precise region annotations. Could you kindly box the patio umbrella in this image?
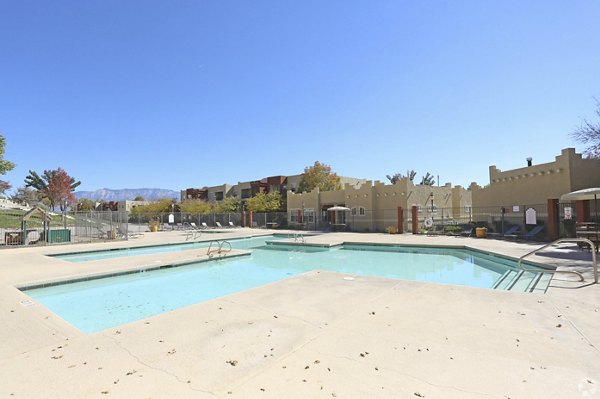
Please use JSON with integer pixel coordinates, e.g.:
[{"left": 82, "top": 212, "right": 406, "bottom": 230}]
[
  {"left": 327, "top": 206, "right": 351, "bottom": 211},
  {"left": 560, "top": 187, "right": 600, "bottom": 229},
  {"left": 326, "top": 206, "right": 350, "bottom": 229}
]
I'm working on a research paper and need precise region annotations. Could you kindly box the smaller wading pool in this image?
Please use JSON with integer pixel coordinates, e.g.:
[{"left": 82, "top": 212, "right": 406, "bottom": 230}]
[{"left": 23, "top": 242, "right": 550, "bottom": 333}]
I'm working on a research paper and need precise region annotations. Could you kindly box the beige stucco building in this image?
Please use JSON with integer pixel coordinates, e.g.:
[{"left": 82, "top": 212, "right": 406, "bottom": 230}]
[
  {"left": 287, "top": 179, "right": 472, "bottom": 232},
  {"left": 181, "top": 174, "right": 365, "bottom": 207},
  {"left": 470, "top": 148, "right": 600, "bottom": 208}
]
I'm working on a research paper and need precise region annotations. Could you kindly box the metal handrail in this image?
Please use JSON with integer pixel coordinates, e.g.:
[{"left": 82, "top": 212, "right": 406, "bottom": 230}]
[
  {"left": 517, "top": 238, "right": 597, "bottom": 284},
  {"left": 294, "top": 232, "right": 305, "bottom": 243},
  {"left": 207, "top": 240, "right": 232, "bottom": 256}
]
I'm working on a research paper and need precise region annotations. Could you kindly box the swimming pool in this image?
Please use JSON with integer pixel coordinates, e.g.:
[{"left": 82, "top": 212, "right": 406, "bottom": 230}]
[
  {"left": 23, "top": 240, "right": 547, "bottom": 333},
  {"left": 50, "top": 234, "right": 289, "bottom": 262}
]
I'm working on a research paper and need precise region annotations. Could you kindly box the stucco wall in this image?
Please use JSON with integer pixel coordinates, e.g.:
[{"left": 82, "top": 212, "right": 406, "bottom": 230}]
[{"left": 472, "top": 148, "right": 600, "bottom": 208}]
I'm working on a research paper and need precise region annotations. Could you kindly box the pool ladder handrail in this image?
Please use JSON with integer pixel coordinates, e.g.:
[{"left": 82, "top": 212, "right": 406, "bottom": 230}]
[
  {"left": 207, "top": 240, "right": 232, "bottom": 257},
  {"left": 294, "top": 232, "right": 305, "bottom": 243},
  {"left": 517, "top": 238, "right": 597, "bottom": 284}
]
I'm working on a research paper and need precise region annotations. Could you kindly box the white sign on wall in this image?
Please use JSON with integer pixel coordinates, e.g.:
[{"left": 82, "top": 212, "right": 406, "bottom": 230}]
[
  {"left": 525, "top": 208, "right": 537, "bottom": 225},
  {"left": 513, "top": 205, "right": 520, "bottom": 212},
  {"left": 564, "top": 207, "right": 572, "bottom": 220},
  {"left": 168, "top": 214, "right": 175, "bottom": 224}
]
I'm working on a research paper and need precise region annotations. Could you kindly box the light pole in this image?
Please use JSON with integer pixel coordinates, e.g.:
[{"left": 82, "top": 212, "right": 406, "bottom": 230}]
[{"left": 430, "top": 192, "right": 434, "bottom": 213}]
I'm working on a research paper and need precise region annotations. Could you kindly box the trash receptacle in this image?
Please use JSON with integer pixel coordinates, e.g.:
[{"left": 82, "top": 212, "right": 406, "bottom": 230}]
[
  {"left": 48, "top": 229, "right": 71, "bottom": 243},
  {"left": 475, "top": 227, "right": 487, "bottom": 238}
]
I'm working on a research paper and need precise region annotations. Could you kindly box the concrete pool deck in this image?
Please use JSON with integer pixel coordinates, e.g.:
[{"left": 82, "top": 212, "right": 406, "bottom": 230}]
[{"left": 1, "top": 230, "right": 598, "bottom": 398}]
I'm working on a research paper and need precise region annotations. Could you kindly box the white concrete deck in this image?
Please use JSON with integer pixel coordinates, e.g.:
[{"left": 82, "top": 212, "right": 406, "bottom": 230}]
[{"left": 1, "top": 229, "right": 598, "bottom": 398}]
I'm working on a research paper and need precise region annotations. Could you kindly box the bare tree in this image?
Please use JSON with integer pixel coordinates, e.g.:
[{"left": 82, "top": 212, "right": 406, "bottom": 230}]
[{"left": 571, "top": 99, "right": 600, "bottom": 158}]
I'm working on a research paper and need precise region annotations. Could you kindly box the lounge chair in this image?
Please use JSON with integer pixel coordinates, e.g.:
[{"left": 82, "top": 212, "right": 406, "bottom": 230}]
[
  {"left": 116, "top": 226, "right": 144, "bottom": 239},
  {"left": 185, "top": 223, "right": 202, "bottom": 240},
  {"left": 518, "top": 225, "right": 544, "bottom": 240},
  {"left": 488, "top": 225, "right": 519, "bottom": 239},
  {"left": 456, "top": 223, "right": 474, "bottom": 237},
  {"left": 215, "top": 221, "right": 223, "bottom": 228},
  {"left": 228, "top": 221, "right": 235, "bottom": 228},
  {"left": 201, "top": 222, "right": 209, "bottom": 229}
]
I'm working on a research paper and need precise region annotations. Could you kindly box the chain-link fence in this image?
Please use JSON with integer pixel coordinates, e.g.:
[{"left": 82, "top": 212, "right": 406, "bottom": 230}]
[
  {"left": 0, "top": 210, "right": 130, "bottom": 247},
  {"left": 406, "top": 204, "right": 551, "bottom": 238},
  {"left": 1, "top": 203, "right": 574, "bottom": 248}
]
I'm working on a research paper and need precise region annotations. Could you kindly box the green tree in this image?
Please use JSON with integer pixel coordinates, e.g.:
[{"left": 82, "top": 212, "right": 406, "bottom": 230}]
[
  {"left": 571, "top": 99, "right": 600, "bottom": 158},
  {"left": 0, "top": 134, "right": 15, "bottom": 175},
  {"left": 77, "top": 198, "right": 96, "bottom": 211},
  {"left": 24, "top": 168, "right": 81, "bottom": 210},
  {"left": 386, "top": 170, "right": 416, "bottom": 184},
  {"left": 0, "top": 134, "right": 15, "bottom": 195},
  {"left": 213, "top": 196, "right": 240, "bottom": 213},
  {"left": 130, "top": 198, "right": 175, "bottom": 223},
  {"left": 246, "top": 191, "right": 282, "bottom": 212},
  {"left": 419, "top": 172, "right": 435, "bottom": 186},
  {"left": 133, "top": 195, "right": 145, "bottom": 201},
  {"left": 298, "top": 161, "right": 341, "bottom": 193},
  {"left": 179, "top": 199, "right": 212, "bottom": 214}
]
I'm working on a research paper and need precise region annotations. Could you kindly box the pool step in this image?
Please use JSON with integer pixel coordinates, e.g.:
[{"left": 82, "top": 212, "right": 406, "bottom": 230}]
[{"left": 493, "top": 270, "right": 550, "bottom": 293}]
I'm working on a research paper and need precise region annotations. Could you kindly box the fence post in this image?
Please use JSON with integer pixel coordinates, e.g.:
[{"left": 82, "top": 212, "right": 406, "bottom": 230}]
[
  {"left": 547, "top": 198, "right": 559, "bottom": 240},
  {"left": 411, "top": 206, "right": 418, "bottom": 234},
  {"left": 575, "top": 200, "right": 588, "bottom": 223},
  {"left": 397, "top": 207, "right": 404, "bottom": 234}
]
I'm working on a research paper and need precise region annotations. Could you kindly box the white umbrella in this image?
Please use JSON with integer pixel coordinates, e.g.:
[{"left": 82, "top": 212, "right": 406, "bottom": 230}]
[
  {"left": 560, "top": 187, "right": 600, "bottom": 202},
  {"left": 561, "top": 187, "right": 599, "bottom": 227},
  {"left": 327, "top": 206, "right": 350, "bottom": 211}
]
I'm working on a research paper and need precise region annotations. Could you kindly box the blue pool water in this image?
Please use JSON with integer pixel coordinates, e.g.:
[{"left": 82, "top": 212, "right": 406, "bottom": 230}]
[
  {"left": 51, "top": 234, "right": 284, "bottom": 262},
  {"left": 25, "top": 239, "right": 523, "bottom": 333}
]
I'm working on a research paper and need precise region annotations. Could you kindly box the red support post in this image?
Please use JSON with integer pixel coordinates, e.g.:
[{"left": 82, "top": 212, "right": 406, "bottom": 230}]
[
  {"left": 546, "top": 198, "right": 559, "bottom": 241},
  {"left": 411, "top": 206, "right": 418, "bottom": 234},
  {"left": 397, "top": 207, "right": 404, "bottom": 234},
  {"left": 575, "top": 200, "right": 589, "bottom": 223}
]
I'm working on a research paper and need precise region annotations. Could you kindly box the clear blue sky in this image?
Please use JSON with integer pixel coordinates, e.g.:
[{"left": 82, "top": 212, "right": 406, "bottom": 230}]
[{"left": 1, "top": 1, "right": 599, "bottom": 193}]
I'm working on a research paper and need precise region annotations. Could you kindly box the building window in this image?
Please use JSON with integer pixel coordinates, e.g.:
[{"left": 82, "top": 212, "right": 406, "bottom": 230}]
[
  {"left": 359, "top": 207, "right": 366, "bottom": 216},
  {"left": 351, "top": 207, "right": 357, "bottom": 216},
  {"left": 464, "top": 205, "right": 472, "bottom": 214},
  {"left": 417, "top": 205, "right": 423, "bottom": 213},
  {"left": 304, "top": 208, "right": 315, "bottom": 223},
  {"left": 290, "top": 209, "right": 299, "bottom": 223},
  {"left": 215, "top": 192, "right": 224, "bottom": 201}
]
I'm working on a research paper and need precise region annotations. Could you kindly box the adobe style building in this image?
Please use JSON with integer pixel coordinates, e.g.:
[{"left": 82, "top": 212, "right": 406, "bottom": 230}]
[
  {"left": 181, "top": 174, "right": 366, "bottom": 208},
  {"left": 466, "top": 148, "right": 600, "bottom": 239},
  {"left": 470, "top": 148, "right": 600, "bottom": 208},
  {"left": 287, "top": 179, "right": 472, "bottom": 232}
]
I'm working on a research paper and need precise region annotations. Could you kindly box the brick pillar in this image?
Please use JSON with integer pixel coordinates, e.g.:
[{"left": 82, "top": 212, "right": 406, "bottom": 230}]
[
  {"left": 546, "top": 198, "right": 559, "bottom": 241},
  {"left": 575, "top": 200, "right": 589, "bottom": 223},
  {"left": 249, "top": 211, "right": 253, "bottom": 228},
  {"left": 397, "top": 207, "right": 404, "bottom": 234},
  {"left": 411, "top": 206, "right": 418, "bottom": 234}
]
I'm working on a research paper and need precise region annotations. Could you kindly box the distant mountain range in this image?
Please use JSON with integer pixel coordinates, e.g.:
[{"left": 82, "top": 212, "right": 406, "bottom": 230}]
[{"left": 74, "top": 188, "right": 180, "bottom": 202}]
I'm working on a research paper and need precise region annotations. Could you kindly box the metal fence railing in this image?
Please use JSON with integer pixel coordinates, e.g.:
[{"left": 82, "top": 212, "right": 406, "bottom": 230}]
[
  {"left": 0, "top": 210, "right": 130, "bottom": 247},
  {"left": 1, "top": 203, "right": 571, "bottom": 248}
]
